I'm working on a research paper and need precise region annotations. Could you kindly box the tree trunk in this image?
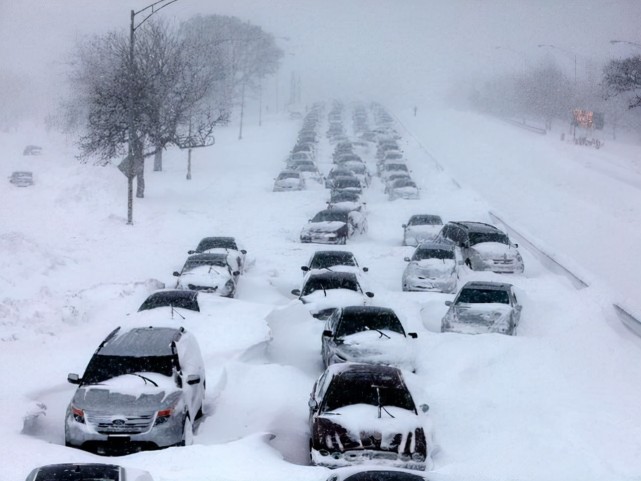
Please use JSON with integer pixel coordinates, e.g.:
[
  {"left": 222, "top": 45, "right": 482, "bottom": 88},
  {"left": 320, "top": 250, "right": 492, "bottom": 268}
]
[
  {"left": 153, "top": 145, "right": 163, "bottom": 172},
  {"left": 134, "top": 139, "right": 145, "bottom": 198}
]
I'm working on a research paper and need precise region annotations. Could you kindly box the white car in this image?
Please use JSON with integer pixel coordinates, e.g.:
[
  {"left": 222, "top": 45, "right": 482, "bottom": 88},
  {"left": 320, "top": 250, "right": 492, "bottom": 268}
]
[
  {"left": 388, "top": 179, "right": 419, "bottom": 200},
  {"left": 273, "top": 170, "right": 305, "bottom": 191},
  {"left": 300, "top": 209, "right": 366, "bottom": 245},
  {"left": 173, "top": 253, "right": 238, "bottom": 297},
  {"left": 402, "top": 242, "right": 458, "bottom": 293},
  {"left": 301, "top": 250, "right": 369, "bottom": 276},
  {"left": 402, "top": 215, "right": 443, "bottom": 246},
  {"left": 188, "top": 236, "right": 247, "bottom": 274}
]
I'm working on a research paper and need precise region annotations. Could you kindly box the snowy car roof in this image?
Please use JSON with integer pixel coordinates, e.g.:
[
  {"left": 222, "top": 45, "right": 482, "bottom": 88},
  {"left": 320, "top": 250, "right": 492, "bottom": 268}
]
[
  {"left": 99, "top": 327, "right": 183, "bottom": 357},
  {"left": 461, "top": 281, "right": 513, "bottom": 291}
]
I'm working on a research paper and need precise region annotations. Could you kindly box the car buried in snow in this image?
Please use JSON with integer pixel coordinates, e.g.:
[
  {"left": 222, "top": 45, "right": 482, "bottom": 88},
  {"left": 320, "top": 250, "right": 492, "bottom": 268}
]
[
  {"left": 188, "top": 236, "right": 247, "bottom": 274},
  {"left": 402, "top": 242, "right": 458, "bottom": 293},
  {"left": 292, "top": 270, "right": 374, "bottom": 319},
  {"left": 173, "top": 253, "right": 239, "bottom": 297},
  {"left": 321, "top": 306, "right": 418, "bottom": 371},
  {"left": 331, "top": 176, "right": 363, "bottom": 196},
  {"left": 274, "top": 170, "right": 306, "bottom": 192},
  {"left": 402, "top": 215, "right": 443, "bottom": 246},
  {"left": 24, "top": 464, "right": 153, "bottom": 481},
  {"left": 301, "top": 250, "right": 369, "bottom": 276},
  {"left": 300, "top": 209, "right": 366, "bottom": 245},
  {"left": 322, "top": 467, "right": 428, "bottom": 481},
  {"left": 388, "top": 179, "right": 419, "bottom": 201},
  {"left": 9, "top": 171, "right": 34, "bottom": 187},
  {"left": 326, "top": 167, "right": 358, "bottom": 189},
  {"left": 441, "top": 281, "right": 522, "bottom": 335},
  {"left": 308, "top": 363, "right": 430, "bottom": 470},
  {"left": 65, "top": 326, "right": 206, "bottom": 454}
]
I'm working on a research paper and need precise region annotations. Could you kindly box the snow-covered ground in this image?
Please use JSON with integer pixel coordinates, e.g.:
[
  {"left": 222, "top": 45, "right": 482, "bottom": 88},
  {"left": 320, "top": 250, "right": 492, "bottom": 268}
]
[{"left": 1, "top": 105, "right": 641, "bottom": 481}]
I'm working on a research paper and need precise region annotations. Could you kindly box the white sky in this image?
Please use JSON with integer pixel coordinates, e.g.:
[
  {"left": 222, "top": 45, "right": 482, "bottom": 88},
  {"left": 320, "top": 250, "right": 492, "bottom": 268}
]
[{"left": 1, "top": 0, "right": 640, "bottom": 115}]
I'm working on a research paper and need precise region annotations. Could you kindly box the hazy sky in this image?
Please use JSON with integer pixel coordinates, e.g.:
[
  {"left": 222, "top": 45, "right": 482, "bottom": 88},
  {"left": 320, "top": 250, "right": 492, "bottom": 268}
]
[{"left": 1, "top": 0, "right": 640, "bottom": 116}]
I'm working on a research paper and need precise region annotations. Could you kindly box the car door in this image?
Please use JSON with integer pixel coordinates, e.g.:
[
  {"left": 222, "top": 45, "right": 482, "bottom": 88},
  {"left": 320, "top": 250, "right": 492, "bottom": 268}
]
[{"left": 175, "top": 333, "right": 206, "bottom": 417}]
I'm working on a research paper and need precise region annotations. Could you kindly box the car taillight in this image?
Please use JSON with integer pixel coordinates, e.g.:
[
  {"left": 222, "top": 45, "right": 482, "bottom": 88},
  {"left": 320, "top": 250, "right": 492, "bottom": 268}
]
[
  {"left": 154, "top": 408, "right": 173, "bottom": 425},
  {"left": 71, "top": 406, "right": 85, "bottom": 424}
]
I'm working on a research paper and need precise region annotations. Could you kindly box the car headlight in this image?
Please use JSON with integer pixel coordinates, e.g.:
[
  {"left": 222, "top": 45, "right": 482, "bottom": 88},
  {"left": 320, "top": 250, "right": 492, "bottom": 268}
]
[{"left": 71, "top": 405, "right": 85, "bottom": 424}]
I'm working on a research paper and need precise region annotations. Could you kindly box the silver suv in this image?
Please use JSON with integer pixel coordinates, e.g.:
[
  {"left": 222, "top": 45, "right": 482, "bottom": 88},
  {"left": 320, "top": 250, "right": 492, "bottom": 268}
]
[
  {"left": 436, "top": 221, "right": 524, "bottom": 273},
  {"left": 65, "top": 326, "right": 206, "bottom": 454}
]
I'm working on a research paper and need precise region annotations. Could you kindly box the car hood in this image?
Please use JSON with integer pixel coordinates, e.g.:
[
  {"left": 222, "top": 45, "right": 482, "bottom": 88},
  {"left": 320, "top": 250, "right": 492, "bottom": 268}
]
[
  {"left": 409, "top": 259, "right": 456, "bottom": 276},
  {"left": 72, "top": 373, "right": 180, "bottom": 412},
  {"left": 471, "top": 242, "right": 518, "bottom": 258},
  {"left": 448, "top": 303, "right": 513, "bottom": 333},
  {"left": 333, "top": 331, "right": 414, "bottom": 369},
  {"left": 405, "top": 225, "right": 440, "bottom": 239},
  {"left": 178, "top": 265, "right": 230, "bottom": 284},
  {"left": 275, "top": 178, "right": 301, "bottom": 185},
  {"left": 301, "top": 289, "right": 367, "bottom": 311},
  {"left": 302, "top": 221, "right": 347, "bottom": 234}
]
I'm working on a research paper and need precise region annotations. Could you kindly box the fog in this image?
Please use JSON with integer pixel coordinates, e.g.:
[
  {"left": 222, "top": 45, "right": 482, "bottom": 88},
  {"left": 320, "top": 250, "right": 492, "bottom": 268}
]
[{"left": 1, "top": 0, "right": 640, "bottom": 120}]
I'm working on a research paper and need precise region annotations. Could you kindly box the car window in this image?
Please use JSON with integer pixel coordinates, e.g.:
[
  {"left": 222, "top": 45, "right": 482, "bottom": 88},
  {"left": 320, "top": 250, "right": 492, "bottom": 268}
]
[
  {"left": 456, "top": 288, "right": 510, "bottom": 304},
  {"left": 335, "top": 310, "right": 405, "bottom": 338}
]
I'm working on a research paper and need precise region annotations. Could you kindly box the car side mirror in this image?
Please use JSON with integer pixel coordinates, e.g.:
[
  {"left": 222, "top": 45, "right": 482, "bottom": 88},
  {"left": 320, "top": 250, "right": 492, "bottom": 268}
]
[
  {"left": 173, "top": 271, "right": 180, "bottom": 277},
  {"left": 233, "top": 271, "right": 240, "bottom": 277},
  {"left": 301, "top": 266, "right": 310, "bottom": 272},
  {"left": 362, "top": 267, "right": 369, "bottom": 272},
  {"left": 420, "top": 403, "right": 429, "bottom": 413},
  {"left": 67, "top": 373, "right": 81, "bottom": 384},
  {"left": 365, "top": 292, "right": 374, "bottom": 298},
  {"left": 445, "top": 300, "right": 453, "bottom": 306},
  {"left": 404, "top": 257, "right": 410, "bottom": 262},
  {"left": 187, "top": 250, "right": 195, "bottom": 254},
  {"left": 186, "top": 374, "right": 201, "bottom": 385},
  {"left": 241, "top": 249, "right": 247, "bottom": 254},
  {"left": 513, "top": 243, "right": 519, "bottom": 248},
  {"left": 291, "top": 289, "right": 301, "bottom": 296},
  {"left": 408, "top": 332, "right": 418, "bottom": 339},
  {"left": 308, "top": 398, "right": 318, "bottom": 410},
  {"left": 322, "top": 330, "right": 332, "bottom": 337}
]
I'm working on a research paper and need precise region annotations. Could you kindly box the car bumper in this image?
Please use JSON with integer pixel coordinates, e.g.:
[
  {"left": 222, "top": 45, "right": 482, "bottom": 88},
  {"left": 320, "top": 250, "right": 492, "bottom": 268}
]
[
  {"left": 300, "top": 233, "right": 342, "bottom": 244},
  {"left": 311, "top": 448, "right": 426, "bottom": 471},
  {"left": 402, "top": 275, "right": 456, "bottom": 293}
]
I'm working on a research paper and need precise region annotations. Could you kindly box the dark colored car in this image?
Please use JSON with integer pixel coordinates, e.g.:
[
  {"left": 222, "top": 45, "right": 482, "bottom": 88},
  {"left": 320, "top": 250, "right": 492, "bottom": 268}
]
[
  {"left": 25, "top": 464, "right": 152, "bottom": 481},
  {"left": 308, "top": 363, "right": 429, "bottom": 470}
]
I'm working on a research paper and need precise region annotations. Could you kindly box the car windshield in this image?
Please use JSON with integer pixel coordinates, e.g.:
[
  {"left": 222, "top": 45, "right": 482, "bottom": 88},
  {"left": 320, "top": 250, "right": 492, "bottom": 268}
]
[
  {"left": 409, "top": 215, "right": 442, "bottom": 226},
  {"left": 310, "top": 252, "right": 356, "bottom": 269},
  {"left": 334, "top": 178, "right": 361, "bottom": 188},
  {"left": 323, "top": 372, "right": 416, "bottom": 412},
  {"left": 344, "top": 471, "right": 426, "bottom": 481},
  {"left": 182, "top": 257, "right": 228, "bottom": 271},
  {"left": 301, "top": 275, "right": 359, "bottom": 296},
  {"left": 277, "top": 172, "right": 299, "bottom": 180},
  {"left": 456, "top": 288, "right": 510, "bottom": 304},
  {"left": 386, "top": 164, "right": 408, "bottom": 172},
  {"left": 329, "top": 169, "right": 352, "bottom": 178},
  {"left": 297, "top": 165, "right": 317, "bottom": 172},
  {"left": 393, "top": 179, "right": 416, "bottom": 188},
  {"left": 335, "top": 310, "right": 405, "bottom": 337},
  {"left": 33, "top": 465, "right": 120, "bottom": 481},
  {"left": 413, "top": 248, "right": 454, "bottom": 261},
  {"left": 468, "top": 231, "right": 509, "bottom": 246},
  {"left": 312, "top": 211, "right": 348, "bottom": 223},
  {"left": 196, "top": 238, "right": 238, "bottom": 251},
  {"left": 138, "top": 292, "right": 200, "bottom": 312},
  {"left": 331, "top": 191, "right": 360, "bottom": 203},
  {"left": 81, "top": 354, "right": 176, "bottom": 385}
]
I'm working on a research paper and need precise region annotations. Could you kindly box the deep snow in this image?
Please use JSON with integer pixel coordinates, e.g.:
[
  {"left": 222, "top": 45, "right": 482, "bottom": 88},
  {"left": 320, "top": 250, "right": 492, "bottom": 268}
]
[{"left": 2, "top": 104, "right": 641, "bottom": 481}]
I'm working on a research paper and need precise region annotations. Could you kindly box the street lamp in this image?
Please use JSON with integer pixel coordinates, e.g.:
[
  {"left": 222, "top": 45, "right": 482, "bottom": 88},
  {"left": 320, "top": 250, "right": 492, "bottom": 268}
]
[
  {"left": 126, "top": 0, "right": 178, "bottom": 225},
  {"left": 537, "top": 43, "right": 577, "bottom": 86}
]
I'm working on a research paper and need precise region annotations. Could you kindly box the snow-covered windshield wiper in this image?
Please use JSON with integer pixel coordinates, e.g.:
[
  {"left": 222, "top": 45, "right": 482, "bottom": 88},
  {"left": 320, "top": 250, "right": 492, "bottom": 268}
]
[
  {"left": 170, "top": 303, "right": 186, "bottom": 320},
  {"left": 366, "top": 327, "right": 391, "bottom": 339},
  {"left": 373, "top": 385, "right": 395, "bottom": 419},
  {"left": 129, "top": 373, "right": 158, "bottom": 387}
]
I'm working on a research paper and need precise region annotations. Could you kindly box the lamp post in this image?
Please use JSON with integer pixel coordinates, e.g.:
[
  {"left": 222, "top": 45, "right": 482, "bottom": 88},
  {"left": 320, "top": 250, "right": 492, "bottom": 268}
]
[{"left": 126, "top": 0, "right": 178, "bottom": 226}]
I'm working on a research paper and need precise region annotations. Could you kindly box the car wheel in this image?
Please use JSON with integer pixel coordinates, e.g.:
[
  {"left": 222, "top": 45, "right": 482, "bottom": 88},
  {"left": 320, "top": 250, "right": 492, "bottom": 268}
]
[{"left": 181, "top": 415, "right": 194, "bottom": 446}]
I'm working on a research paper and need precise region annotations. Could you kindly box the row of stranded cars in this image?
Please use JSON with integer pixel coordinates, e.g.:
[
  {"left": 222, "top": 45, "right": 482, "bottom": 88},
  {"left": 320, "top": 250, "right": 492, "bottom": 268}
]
[{"left": 31, "top": 103, "right": 526, "bottom": 481}]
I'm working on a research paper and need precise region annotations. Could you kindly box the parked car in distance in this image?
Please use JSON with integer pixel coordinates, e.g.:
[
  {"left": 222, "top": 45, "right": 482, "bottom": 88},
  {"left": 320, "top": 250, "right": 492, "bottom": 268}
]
[
  {"left": 9, "top": 171, "right": 33, "bottom": 187},
  {"left": 173, "top": 253, "right": 239, "bottom": 297},
  {"left": 402, "top": 215, "right": 443, "bottom": 246},
  {"left": 301, "top": 250, "right": 369, "bottom": 275},
  {"left": 274, "top": 170, "right": 306, "bottom": 192},
  {"left": 292, "top": 271, "right": 374, "bottom": 319},
  {"left": 388, "top": 179, "right": 419, "bottom": 201},
  {"left": 25, "top": 464, "right": 153, "bottom": 481},
  {"left": 321, "top": 306, "right": 417, "bottom": 370},
  {"left": 441, "top": 281, "right": 522, "bottom": 335},
  {"left": 436, "top": 221, "right": 524, "bottom": 273},
  {"left": 23, "top": 145, "right": 42, "bottom": 155},
  {"left": 65, "top": 326, "right": 206, "bottom": 454},
  {"left": 308, "top": 363, "right": 429, "bottom": 470},
  {"left": 402, "top": 242, "right": 458, "bottom": 293},
  {"left": 188, "top": 236, "right": 247, "bottom": 273}
]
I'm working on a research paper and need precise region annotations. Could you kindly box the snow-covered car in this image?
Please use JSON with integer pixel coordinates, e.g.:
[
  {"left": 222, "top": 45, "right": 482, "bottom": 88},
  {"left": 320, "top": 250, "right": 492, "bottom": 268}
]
[
  {"left": 138, "top": 289, "right": 201, "bottom": 314},
  {"left": 331, "top": 176, "right": 363, "bottom": 195},
  {"left": 188, "top": 236, "right": 247, "bottom": 273},
  {"left": 287, "top": 151, "right": 313, "bottom": 165},
  {"left": 323, "top": 467, "right": 428, "bottom": 481},
  {"left": 300, "top": 209, "right": 366, "bottom": 245},
  {"left": 23, "top": 145, "right": 42, "bottom": 156},
  {"left": 402, "top": 242, "right": 458, "bottom": 293},
  {"left": 383, "top": 173, "right": 412, "bottom": 194},
  {"left": 25, "top": 464, "right": 153, "bottom": 481},
  {"left": 308, "top": 363, "right": 429, "bottom": 470},
  {"left": 274, "top": 170, "right": 306, "bottom": 192},
  {"left": 321, "top": 306, "right": 418, "bottom": 370},
  {"left": 380, "top": 163, "right": 410, "bottom": 182},
  {"left": 294, "top": 163, "right": 324, "bottom": 184},
  {"left": 436, "top": 221, "right": 524, "bottom": 273},
  {"left": 402, "top": 215, "right": 444, "bottom": 246},
  {"left": 326, "top": 167, "right": 357, "bottom": 189},
  {"left": 441, "top": 281, "right": 522, "bottom": 335},
  {"left": 9, "top": 171, "right": 33, "bottom": 187},
  {"left": 65, "top": 326, "right": 206, "bottom": 454},
  {"left": 173, "top": 253, "right": 239, "bottom": 297},
  {"left": 301, "top": 250, "right": 369, "bottom": 275},
  {"left": 342, "top": 160, "right": 371, "bottom": 187},
  {"left": 328, "top": 190, "right": 365, "bottom": 212},
  {"left": 388, "top": 179, "right": 419, "bottom": 201},
  {"left": 292, "top": 271, "right": 374, "bottom": 319}
]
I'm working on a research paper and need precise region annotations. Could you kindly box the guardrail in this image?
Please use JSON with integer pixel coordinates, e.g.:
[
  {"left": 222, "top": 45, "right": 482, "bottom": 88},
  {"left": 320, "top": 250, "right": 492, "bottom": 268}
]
[
  {"left": 489, "top": 211, "right": 641, "bottom": 336},
  {"left": 501, "top": 118, "right": 547, "bottom": 135}
]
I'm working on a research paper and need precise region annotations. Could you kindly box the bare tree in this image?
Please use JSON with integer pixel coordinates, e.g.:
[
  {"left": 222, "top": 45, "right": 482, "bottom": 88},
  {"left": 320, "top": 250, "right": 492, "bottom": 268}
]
[{"left": 603, "top": 55, "right": 641, "bottom": 110}]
